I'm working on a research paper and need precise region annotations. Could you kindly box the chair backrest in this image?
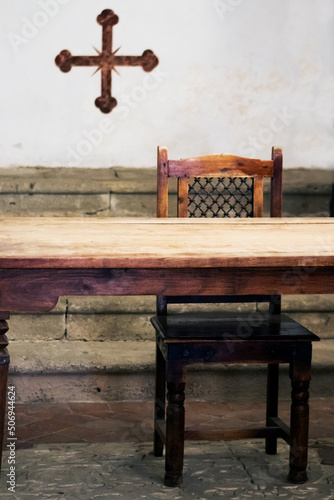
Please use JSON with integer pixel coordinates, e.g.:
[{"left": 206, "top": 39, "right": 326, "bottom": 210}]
[{"left": 156, "top": 146, "right": 283, "bottom": 315}]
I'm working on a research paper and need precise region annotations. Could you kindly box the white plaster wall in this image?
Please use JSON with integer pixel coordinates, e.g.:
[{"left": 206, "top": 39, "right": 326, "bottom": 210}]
[{"left": 1, "top": 0, "right": 334, "bottom": 168}]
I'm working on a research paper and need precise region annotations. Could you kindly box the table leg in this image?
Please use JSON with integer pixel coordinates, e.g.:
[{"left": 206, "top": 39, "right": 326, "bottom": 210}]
[{"left": 0, "top": 314, "right": 9, "bottom": 470}]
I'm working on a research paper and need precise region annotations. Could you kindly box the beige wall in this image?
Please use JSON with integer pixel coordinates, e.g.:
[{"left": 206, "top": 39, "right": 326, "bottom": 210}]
[{"left": 2, "top": 1, "right": 334, "bottom": 169}]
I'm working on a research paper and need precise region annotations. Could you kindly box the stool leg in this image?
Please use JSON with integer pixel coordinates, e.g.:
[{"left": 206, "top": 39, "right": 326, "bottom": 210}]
[
  {"left": 154, "top": 344, "right": 166, "bottom": 457},
  {"left": 165, "top": 381, "right": 185, "bottom": 487},
  {"left": 288, "top": 345, "right": 312, "bottom": 483},
  {"left": 0, "top": 316, "right": 10, "bottom": 471},
  {"left": 266, "top": 363, "right": 279, "bottom": 454}
]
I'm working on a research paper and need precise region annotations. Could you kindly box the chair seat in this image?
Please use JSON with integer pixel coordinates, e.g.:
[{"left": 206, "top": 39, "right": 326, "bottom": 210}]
[{"left": 151, "top": 312, "right": 320, "bottom": 343}]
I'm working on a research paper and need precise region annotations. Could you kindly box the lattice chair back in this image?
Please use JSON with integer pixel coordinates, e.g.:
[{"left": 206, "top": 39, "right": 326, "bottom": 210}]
[
  {"left": 157, "top": 147, "right": 282, "bottom": 219},
  {"left": 156, "top": 146, "right": 283, "bottom": 315},
  {"left": 188, "top": 176, "right": 254, "bottom": 218}
]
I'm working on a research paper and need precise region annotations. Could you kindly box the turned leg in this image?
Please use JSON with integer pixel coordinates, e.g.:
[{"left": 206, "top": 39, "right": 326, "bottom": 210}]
[
  {"left": 165, "top": 381, "right": 186, "bottom": 487},
  {"left": 154, "top": 343, "right": 166, "bottom": 457},
  {"left": 288, "top": 344, "right": 312, "bottom": 483},
  {"left": 0, "top": 314, "right": 10, "bottom": 471},
  {"left": 266, "top": 363, "right": 279, "bottom": 454}
]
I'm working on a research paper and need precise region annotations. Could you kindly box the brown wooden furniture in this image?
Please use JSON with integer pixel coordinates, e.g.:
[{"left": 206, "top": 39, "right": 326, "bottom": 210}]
[
  {"left": 0, "top": 217, "right": 333, "bottom": 480},
  {"left": 151, "top": 146, "right": 320, "bottom": 486}
]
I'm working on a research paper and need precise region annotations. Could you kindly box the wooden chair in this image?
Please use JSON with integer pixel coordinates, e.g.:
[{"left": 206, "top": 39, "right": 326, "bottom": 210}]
[{"left": 151, "top": 146, "right": 320, "bottom": 487}]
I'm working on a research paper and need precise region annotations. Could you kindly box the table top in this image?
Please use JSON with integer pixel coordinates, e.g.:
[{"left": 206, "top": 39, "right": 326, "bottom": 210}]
[{"left": 0, "top": 217, "right": 333, "bottom": 269}]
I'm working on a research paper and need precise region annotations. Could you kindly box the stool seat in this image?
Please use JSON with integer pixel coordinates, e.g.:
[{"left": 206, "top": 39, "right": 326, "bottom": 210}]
[{"left": 152, "top": 313, "right": 319, "bottom": 342}]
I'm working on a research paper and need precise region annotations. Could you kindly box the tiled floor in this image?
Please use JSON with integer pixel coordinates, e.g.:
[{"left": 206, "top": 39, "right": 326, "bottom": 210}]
[
  {"left": 1, "top": 399, "right": 333, "bottom": 499},
  {"left": 11, "top": 397, "right": 334, "bottom": 449}
]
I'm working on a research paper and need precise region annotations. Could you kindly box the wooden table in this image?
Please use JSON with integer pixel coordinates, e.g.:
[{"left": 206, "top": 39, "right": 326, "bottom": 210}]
[{"left": 0, "top": 217, "right": 333, "bottom": 463}]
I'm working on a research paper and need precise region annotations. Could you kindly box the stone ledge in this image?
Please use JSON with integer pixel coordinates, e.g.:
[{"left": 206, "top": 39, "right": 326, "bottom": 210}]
[
  {"left": 8, "top": 340, "right": 155, "bottom": 375},
  {"left": 0, "top": 167, "right": 332, "bottom": 194},
  {"left": 0, "top": 191, "right": 330, "bottom": 217},
  {"left": 67, "top": 295, "right": 334, "bottom": 314},
  {"left": 0, "top": 193, "right": 111, "bottom": 217},
  {"left": 8, "top": 314, "right": 66, "bottom": 341},
  {"left": 7, "top": 339, "right": 334, "bottom": 375},
  {"left": 0, "top": 167, "right": 157, "bottom": 194},
  {"left": 0, "top": 168, "right": 331, "bottom": 217},
  {"left": 66, "top": 313, "right": 154, "bottom": 341},
  {"left": 282, "top": 168, "right": 334, "bottom": 194},
  {"left": 8, "top": 305, "right": 333, "bottom": 342}
]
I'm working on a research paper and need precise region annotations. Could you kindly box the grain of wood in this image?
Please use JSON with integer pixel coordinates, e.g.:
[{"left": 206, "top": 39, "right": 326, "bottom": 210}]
[
  {"left": 168, "top": 156, "right": 273, "bottom": 178},
  {"left": 0, "top": 217, "right": 332, "bottom": 268}
]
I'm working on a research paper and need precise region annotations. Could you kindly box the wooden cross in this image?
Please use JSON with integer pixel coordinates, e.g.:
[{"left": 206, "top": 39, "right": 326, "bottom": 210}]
[{"left": 55, "top": 9, "right": 159, "bottom": 113}]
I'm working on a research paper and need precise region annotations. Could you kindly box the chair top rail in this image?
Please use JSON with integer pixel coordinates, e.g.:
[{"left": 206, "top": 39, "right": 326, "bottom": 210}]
[{"left": 168, "top": 155, "right": 274, "bottom": 178}]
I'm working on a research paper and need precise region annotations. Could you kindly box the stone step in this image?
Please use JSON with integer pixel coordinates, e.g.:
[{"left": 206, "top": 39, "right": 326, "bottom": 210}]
[
  {"left": 7, "top": 295, "right": 334, "bottom": 342},
  {"left": 0, "top": 167, "right": 332, "bottom": 217},
  {"left": 7, "top": 339, "right": 334, "bottom": 404},
  {"left": 5, "top": 294, "right": 334, "bottom": 403}
]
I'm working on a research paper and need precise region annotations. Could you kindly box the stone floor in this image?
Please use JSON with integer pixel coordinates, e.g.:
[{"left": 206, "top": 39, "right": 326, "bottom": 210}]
[{"left": 0, "top": 400, "right": 333, "bottom": 499}]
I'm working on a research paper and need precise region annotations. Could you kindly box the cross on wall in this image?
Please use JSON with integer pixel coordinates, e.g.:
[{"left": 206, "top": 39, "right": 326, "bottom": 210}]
[{"left": 55, "top": 9, "right": 159, "bottom": 113}]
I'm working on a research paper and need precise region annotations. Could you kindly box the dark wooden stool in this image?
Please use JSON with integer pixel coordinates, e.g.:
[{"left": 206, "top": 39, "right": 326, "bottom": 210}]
[{"left": 151, "top": 312, "right": 319, "bottom": 486}]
